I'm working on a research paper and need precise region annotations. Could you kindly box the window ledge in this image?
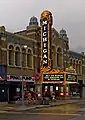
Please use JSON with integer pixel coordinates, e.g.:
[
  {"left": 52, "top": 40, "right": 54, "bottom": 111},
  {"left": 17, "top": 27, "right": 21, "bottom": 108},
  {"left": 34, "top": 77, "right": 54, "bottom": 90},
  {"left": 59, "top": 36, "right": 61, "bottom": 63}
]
[
  {"left": 8, "top": 65, "right": 34, "bottom": 70},
  {"left": 22, "top": 67, "right": 28, "bottom": 69},
  {"left": 27, "top": 67, "right": 34, "bottom": 70},
  {"left": 22, "top": 67, "right": 35, "bottom": 70},
  {"left": 8, "top": 65, "right": 15, "bottom": 68},
  {"left": 77, "top": 74, "right": 82, "bottom": 76},
  {"left": 8, "top": 65, "right": 22, "bottom": 68},
  {"left": 14, "top": 65, "right": 22, "bottom": 68}
]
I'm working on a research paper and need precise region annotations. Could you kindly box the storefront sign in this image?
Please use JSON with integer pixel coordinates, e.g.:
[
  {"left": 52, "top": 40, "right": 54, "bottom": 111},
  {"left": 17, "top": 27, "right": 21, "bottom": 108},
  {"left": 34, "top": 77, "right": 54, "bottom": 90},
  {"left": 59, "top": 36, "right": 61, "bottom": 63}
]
[
  {"left": 42, "top": 18, "right": 48, "bottom": 67},
  {"left": 40, "top": 10, "right": 52, "bottom": 70},
  {"left": 7, "top": 75, "right": 34, "bottom": 82},
  {"left": 43, "top": 74, "right": 64, "bottom": 81},
  {"left": 66, "top": 74, "right": 77, "bottom": 82}
]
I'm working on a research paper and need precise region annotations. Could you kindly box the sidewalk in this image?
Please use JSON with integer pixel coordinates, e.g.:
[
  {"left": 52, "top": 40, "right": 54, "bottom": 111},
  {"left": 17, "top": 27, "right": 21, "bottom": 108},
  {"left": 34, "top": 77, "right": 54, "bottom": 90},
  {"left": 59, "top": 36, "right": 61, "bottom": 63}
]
[{"left": 0, "top": 99, "right": 85, "bottom": 112}]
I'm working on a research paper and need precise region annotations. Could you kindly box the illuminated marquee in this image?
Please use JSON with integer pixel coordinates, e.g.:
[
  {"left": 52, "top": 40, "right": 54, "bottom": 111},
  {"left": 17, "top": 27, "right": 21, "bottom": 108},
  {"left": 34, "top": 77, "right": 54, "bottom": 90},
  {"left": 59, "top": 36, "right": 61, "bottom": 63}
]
[
  {"left": 43, "top": 74, "right": 64, "bottom": 81},
  {"left": 66, "top": 74, "right": 77, "bottom": 82}
]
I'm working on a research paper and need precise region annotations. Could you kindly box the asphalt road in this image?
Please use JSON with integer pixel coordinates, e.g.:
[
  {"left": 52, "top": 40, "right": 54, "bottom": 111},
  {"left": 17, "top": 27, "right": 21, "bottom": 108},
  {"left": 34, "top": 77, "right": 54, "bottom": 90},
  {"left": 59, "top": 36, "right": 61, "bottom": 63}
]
[
  {"left": 0, "top": 101, "right": 85, "bottom": 120},
  {"left": 0, "top": 113, "right": 85, "bottom": 120}
]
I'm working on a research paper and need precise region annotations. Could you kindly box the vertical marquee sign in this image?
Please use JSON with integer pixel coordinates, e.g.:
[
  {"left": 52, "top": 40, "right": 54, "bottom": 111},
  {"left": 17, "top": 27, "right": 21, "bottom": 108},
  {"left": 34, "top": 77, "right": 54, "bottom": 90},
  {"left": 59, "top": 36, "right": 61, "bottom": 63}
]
[{"left": 40, "top": 10, "right": 53, "bottom": 72}]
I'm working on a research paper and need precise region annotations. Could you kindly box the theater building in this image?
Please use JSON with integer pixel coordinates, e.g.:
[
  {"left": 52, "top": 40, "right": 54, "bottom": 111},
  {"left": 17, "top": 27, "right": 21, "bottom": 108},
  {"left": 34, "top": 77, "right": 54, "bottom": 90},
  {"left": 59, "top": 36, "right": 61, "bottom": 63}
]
[{"left": 0, "top": 10, "right": 85, "bottom": 102}]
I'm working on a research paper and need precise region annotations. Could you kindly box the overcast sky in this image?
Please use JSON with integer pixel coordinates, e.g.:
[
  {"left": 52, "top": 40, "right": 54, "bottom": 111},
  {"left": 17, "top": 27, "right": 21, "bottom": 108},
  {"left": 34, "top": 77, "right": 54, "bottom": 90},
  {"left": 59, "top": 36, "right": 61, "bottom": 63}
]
[{"left": 0, "top": 0, "right": 85, "bottom": 52}]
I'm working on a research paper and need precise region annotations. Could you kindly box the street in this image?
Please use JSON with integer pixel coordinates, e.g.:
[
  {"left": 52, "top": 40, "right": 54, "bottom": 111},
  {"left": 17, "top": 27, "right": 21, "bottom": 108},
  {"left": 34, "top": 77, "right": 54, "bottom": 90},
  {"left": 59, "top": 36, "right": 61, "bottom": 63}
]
[
  {"left": 0, "top": 101, "right": 85, "bottom": 120},
  {"left": 0, "top": 113, "right": 78, "bottom": 120},
  {"left": 0, "top": 112, "right": 85, "bottom": 120}
]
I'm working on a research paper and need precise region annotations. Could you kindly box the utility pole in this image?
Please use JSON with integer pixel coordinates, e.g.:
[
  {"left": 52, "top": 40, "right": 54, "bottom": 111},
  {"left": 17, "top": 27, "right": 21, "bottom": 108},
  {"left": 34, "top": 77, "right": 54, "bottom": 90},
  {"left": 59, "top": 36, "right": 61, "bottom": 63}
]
[
  {"left": 21, "top": 45, "right": 27, "bottom": 106},
  {"left": 21, "top": 77, "right": 24, "bottom": 106}
]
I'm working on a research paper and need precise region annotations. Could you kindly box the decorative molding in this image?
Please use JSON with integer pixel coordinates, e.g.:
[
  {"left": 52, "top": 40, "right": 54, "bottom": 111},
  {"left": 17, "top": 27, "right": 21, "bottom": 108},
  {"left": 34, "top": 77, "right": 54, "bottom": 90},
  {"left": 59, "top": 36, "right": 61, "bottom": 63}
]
[
  {"left": 26, "top": 32, "right": 36, "bottom": 35},
  {"left": 26, "top": 47, "right": 33, "bottom": 54},
  {"left": 33, "top": 54, "right": 37, "bottom": 57},
  {"left": 7, "top": 43, "right": 14, "bottom": 49},
  {"left": 52, "top": 44, "right": 56, "bottom": 47},
  {"left": 14, "top": 44, "right": 21, "bottom": 52},
  {"left": 1, "top": 48, "right": 7, "bottom": 51},
  {"left": 15, "top": 34, "right": 37, "bottom": 43},
  {"left": 56, "top": 46, "right": 63, "bottom": 53},
  {"left": 78, "top": 60, "right": 82, "bottom": 64}
]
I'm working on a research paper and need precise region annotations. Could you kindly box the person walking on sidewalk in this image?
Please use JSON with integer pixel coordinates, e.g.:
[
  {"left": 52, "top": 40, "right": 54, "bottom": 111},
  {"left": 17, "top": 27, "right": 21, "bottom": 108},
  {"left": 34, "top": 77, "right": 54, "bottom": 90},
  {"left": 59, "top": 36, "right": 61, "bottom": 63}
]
[{"left": 42, "top": 91, "right": 51, "bottom": 105}]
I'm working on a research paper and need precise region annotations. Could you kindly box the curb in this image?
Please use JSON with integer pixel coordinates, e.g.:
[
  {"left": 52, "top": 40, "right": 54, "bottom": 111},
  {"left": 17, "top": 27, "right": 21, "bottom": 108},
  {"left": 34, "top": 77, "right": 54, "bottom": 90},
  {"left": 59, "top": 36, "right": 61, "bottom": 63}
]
[
  {"left": 14, "top": 100, "right": 80, "bottom": 112},
  {"left": 0, "top": 100, "right": 84, "bottom": 112},
  {"left": 24, "top": 100, "right": 83, "bottom": 110}
]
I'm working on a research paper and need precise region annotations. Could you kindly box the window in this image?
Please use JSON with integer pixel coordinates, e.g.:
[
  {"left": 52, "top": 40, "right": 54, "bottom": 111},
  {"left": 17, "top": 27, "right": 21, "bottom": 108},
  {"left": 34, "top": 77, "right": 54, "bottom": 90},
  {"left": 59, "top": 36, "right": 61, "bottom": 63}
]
[
  {"left": 27, "top": 49, "right": 33, "bottom": 68},
  {"left": 8, "top": 45, "right": 14, "bottom": 65},
  {"left": 15, "top": 47, "right": 20, "bottom": 66},
  {"left": 73, "top": 60, "right": 75, "bottom": 69},
  {"left": 57, "top": 47, "right": 62, "bottom": 67},
  {"left": 70, "top": 59, "right": 72, "bottom": 66},
  {"left": 79, "top": 61, "right": 82, "bottom": 74},
  {"left": 52, "top": 46, "right": 55, "bottom": 67},
  {"left": 22, "top": 48, "right": 26, "bottom": 67},
  {"left": 76, "top": 60, "right": 78, "bottom": 74}
]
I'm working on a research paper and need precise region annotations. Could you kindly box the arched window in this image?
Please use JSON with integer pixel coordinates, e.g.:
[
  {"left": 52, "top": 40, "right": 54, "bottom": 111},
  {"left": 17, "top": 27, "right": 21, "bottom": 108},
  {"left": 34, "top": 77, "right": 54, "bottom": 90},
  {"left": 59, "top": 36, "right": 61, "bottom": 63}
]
[
  {"left": 27, "top": 49, "right": 33, "bottom": 68},
  {"left": 79, "top": 61, "right": 82, "bottom": 74},
  {"left": 52, "top": 46, "right": 56, "bottom": 67},
  {"left": 70, "top": 59, "right": 72, "bottom": 66},
  {"left": 64, "top": 60, "right": 66, "bottom": 70},
  {"left": 22, "top": 48, "right": 26, "bottom": 67},
  {"left": 15, "top": 47, "right": 20, "bottom": 66},
  {"left": 73, "top": 59, "right": 75, "bottom": 69},
  {"left": 8, "top": 45, "right": 14, "bottom": 65},
  {"left": 57, "top": 47, "right": 62, "bottom": 67},
  {"left": 76, "top": 60, "right": 79, "bottom": 74}
]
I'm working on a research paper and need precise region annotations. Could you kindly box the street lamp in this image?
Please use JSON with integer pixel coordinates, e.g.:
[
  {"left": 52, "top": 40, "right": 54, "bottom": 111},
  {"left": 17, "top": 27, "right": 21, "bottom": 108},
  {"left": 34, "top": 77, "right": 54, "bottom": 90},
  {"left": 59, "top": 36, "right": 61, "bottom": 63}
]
[
  {"left": 21, "top": 45, "right": 27, "bottom": 106},
  {"left": 23, "top": 45, "right": 27, "bottom": 49}
]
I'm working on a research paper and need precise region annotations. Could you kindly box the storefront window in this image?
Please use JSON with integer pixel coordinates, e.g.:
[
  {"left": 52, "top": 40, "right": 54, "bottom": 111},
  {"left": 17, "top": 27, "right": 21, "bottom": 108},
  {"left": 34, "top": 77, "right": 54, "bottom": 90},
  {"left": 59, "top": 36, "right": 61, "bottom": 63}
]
[
  {"left": 45, "top": 86, "right": 48, "bottom": 92},
  {"left": 56, "top": 86, "right": 58, "bottom": 91},
  {"left": 61, "top": 87, "right": 63, "bottom": 92},
  {"left": 37, "top": 87, "right": 40, "bottom": 92},
  {"left": 66, "top": 86, "right": 69, "bottom": 92},
  {"left": 16, "top": 88, "right": 20, "bottom": 92},
  {"left": 30, "top": 88, "right": 33, "bottom": 91},
  {"left": 50, "top": 86, "right": 53, "bottom": 92}
]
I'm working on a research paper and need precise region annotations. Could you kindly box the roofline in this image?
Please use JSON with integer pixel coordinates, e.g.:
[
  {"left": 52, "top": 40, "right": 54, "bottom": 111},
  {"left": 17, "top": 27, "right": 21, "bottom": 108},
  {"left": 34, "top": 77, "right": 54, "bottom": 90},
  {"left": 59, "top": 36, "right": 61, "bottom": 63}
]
[
  {"left": 69, "top": 50, "right": 81, "bottom": 55},
  {"left": 52, "top": 27, "right": 59, "bottom": 35},
  {"left": 6, "top": 31, "right": 37, "bottom": 43},
  {"left": 14, "top": 30, "right": 26, "bottom": 34}
]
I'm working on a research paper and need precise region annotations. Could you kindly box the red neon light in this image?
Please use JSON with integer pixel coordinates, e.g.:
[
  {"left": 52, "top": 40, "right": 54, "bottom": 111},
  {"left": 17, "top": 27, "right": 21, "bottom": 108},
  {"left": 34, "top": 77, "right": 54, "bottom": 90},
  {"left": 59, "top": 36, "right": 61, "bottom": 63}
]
[{"left": 66, "top": 93, "right": 69, "bottom": 96}]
